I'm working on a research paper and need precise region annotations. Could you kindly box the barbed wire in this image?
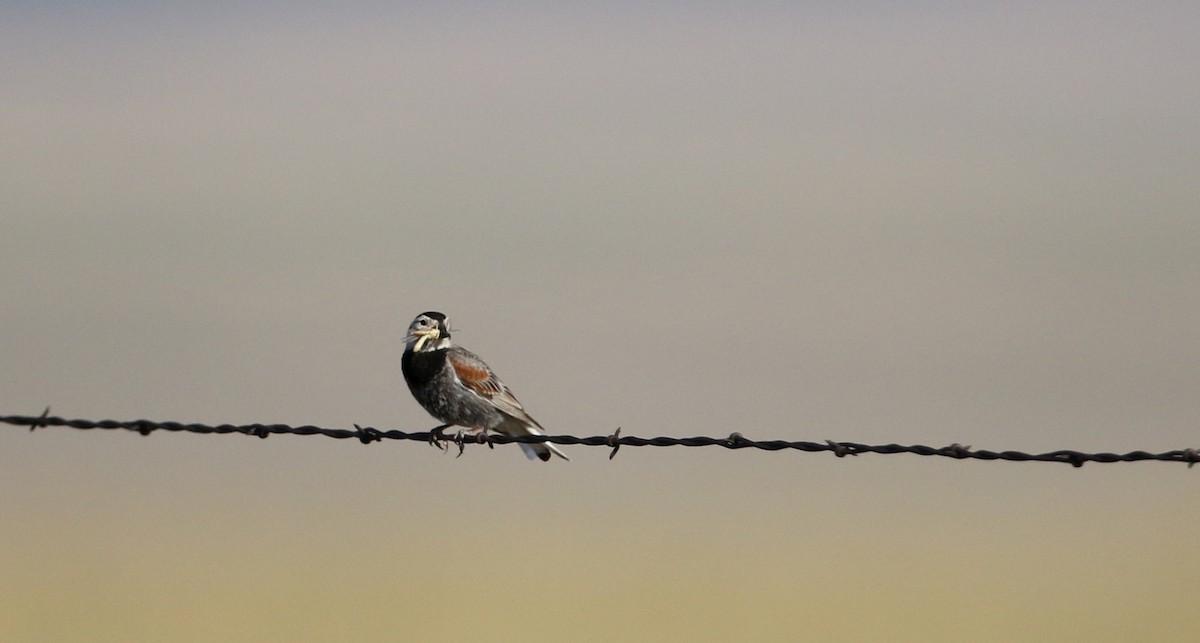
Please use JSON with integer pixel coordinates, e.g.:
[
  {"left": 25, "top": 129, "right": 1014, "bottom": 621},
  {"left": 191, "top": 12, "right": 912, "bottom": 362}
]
[{"left": 3, "top": 409, "right": 1197, "bottom": 467}]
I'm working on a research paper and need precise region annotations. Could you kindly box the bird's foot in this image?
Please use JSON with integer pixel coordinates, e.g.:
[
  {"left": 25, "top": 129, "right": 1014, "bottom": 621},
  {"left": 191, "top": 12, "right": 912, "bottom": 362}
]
[
  {"left": 453, "top": 429, "right": 467, "bottom": 458},
  {"left": 450, "top": 427, "right": 491, "bottom": 457},
  {"left": 428, "top": 424, "right": 450, "bottom": 452}
]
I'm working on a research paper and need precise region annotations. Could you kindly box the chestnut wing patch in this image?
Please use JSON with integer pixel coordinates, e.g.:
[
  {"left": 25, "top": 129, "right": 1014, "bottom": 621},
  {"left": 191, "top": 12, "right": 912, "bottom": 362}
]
[{"left": 448, "top": 353, "right": 505, "bottom": 399}]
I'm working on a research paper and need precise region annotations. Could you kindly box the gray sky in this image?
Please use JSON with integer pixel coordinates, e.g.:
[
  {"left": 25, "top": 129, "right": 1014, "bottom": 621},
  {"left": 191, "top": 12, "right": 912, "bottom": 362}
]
[{"left": 3, "top": 2, "right": 1198, "bottom": 641}]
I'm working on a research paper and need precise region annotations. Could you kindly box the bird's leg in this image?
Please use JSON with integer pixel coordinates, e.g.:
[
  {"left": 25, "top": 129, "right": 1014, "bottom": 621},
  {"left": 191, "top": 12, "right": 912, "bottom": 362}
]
[
  {"left": 428, "top": 424, "right": 450, "bottom": 451},
  {"left": 451, "top": 426, "right": 491, "bottom": 457},
  {"left": 453, "top": 428, "right": 468, "bottom": 458}
]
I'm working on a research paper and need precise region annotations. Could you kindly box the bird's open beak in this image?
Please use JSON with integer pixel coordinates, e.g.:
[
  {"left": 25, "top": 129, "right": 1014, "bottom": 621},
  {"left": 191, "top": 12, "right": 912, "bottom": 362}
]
[{"left": 407, "top": 327, "right": 439, "bottom": 352}]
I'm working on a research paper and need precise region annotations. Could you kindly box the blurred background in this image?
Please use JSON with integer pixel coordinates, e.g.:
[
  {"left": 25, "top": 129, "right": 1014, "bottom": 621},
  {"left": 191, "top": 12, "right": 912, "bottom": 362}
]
[{"left": 2, "top": 2, "right": 1198, "bottom": 641}]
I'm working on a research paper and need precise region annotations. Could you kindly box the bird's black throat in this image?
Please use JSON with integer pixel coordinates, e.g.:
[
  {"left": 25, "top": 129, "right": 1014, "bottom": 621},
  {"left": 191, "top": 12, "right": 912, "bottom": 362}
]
[{"left": 402, "top": 347, "right": 448, "bottom": 389}]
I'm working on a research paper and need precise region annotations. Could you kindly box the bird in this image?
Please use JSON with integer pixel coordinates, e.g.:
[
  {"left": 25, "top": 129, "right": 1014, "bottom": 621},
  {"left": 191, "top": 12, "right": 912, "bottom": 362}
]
[{"left": 401, "top": 311, "right": 568, "bottom": 461}]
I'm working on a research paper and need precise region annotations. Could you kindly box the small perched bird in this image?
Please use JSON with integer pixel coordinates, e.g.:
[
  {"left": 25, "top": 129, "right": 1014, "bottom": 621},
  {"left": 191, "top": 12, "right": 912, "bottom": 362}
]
[{"left": 401, "top": 311, "right": 568, "bottom": 461}]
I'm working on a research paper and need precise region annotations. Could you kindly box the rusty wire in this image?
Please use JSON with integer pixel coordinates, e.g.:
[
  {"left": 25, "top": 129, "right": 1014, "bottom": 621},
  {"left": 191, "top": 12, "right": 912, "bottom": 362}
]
[{"left": 3, "top": 409, "right": 1197, "bottom": 467}]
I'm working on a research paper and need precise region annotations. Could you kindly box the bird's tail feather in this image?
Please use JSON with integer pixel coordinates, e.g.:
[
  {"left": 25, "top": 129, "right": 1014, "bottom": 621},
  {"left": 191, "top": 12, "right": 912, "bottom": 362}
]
[{"left": 518, "top": 426, "right": 569, "bottom": 462}]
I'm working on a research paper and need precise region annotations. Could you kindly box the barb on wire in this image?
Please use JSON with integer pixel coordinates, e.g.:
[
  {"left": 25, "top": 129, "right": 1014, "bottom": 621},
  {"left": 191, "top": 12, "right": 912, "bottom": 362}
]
[{"left": 2, "top": 411, "right": 1197, "bottom": 468}]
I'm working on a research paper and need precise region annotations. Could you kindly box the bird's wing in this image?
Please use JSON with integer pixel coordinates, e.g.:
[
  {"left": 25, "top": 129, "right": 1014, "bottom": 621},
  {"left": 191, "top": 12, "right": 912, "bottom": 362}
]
[{"left": 445, "top": 346, "right": 543, "bottom": 428}]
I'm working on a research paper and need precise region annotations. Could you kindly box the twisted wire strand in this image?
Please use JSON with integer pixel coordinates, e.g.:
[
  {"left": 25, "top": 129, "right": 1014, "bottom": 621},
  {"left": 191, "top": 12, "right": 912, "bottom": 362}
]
[{"left": 3, "top": 411, "right": 1197, "bottom": 467}]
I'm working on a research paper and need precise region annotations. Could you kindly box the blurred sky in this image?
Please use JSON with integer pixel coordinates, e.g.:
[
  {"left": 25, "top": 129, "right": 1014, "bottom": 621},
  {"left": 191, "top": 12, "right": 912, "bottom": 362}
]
[{"left": 2, "top": 2, "right": 1199, "bottom": 641}]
